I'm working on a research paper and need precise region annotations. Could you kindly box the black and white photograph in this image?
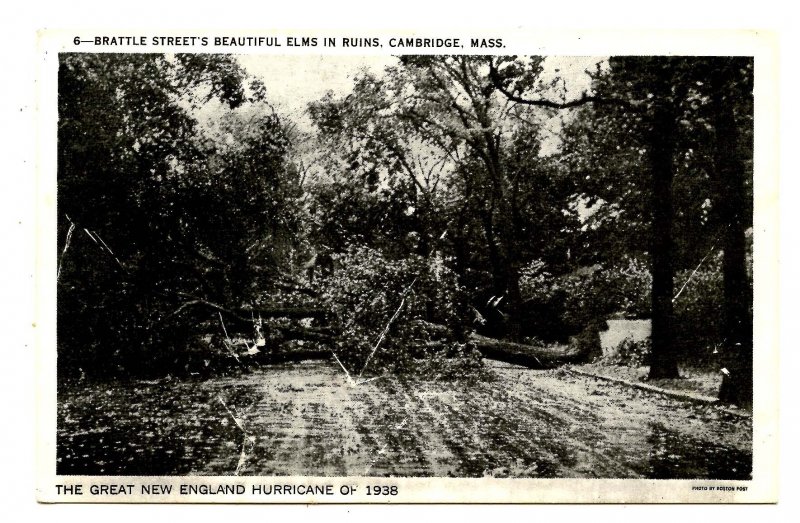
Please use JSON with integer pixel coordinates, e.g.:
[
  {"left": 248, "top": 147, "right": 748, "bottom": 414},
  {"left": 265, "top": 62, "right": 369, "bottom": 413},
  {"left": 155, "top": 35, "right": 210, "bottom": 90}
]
[{"left": 52, "top": 51, "right": 757, "bottom": 481}]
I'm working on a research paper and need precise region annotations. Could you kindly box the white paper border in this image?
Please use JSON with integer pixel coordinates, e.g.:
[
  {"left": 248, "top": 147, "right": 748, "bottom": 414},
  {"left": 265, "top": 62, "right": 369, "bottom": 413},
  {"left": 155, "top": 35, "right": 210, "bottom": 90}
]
[{"left": 32, "top": 27, "right": 780, "bottom": 505}]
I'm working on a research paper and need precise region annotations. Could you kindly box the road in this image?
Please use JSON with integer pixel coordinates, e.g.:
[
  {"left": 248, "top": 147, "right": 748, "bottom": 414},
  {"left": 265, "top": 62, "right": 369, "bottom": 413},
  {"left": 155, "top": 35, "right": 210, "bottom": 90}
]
[{"left": 57, "top": 359, "right": 751, "bottom": 479}]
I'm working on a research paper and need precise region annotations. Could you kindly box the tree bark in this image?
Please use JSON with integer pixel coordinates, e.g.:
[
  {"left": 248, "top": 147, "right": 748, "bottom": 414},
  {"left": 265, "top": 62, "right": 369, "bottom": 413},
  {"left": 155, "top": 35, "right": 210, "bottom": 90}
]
[
  {"left": 173, "top": 296, "right": 329, "bottom": 322},
  {"left": 647, "top": 84, "right": 680, "bottom": 379},
  {"left": 481, "top": 145, "right": 524, "bottom": 342},
  {"left": 469, "top": 333, "right": 591, "bottom": 368},
  {"left": 711, "top": 60, "right": 754, "bottom": 408},
  {"left": 211, "top": 314, "right": 339, "bottom": 344},
  {"left": 479, "top": 205, "right": 524, "bottom": 342}
]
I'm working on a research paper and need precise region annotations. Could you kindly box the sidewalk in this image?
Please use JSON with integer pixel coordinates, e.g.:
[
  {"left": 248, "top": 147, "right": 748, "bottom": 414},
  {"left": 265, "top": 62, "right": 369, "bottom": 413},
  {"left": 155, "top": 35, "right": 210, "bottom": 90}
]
[{"left": 565, "top": 362, "right": 751, "bottom": 417}]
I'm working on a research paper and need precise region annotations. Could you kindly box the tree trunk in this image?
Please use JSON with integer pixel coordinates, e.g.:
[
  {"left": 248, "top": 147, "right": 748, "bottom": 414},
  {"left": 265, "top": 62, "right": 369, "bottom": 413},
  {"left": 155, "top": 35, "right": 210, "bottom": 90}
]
[
  {"left": 451, "top": 207, "right": 473, "bottom": 341},
  {"left": 469, "top": 333, "right": 591, "bottom": 368},
  {"left": 481, "top": 145, "right": 524, "bottom": 342},
  {"left": 711, "top": 61, "right": 754, "bottom": 408},
  {"left": 647, "top": 91, "right": 680, "bottom": 379},
  {"left": 481, "top": 208, "right": 506, "bottom": 295},
  {"left": 175, "top": 297, "right": 329, "bottom": 322},
  {"left": 480, "top": 206, "right": 524, "bottom": 342},
  {"left": 503, "top": 261, "right": 524, "bottom": 342}
]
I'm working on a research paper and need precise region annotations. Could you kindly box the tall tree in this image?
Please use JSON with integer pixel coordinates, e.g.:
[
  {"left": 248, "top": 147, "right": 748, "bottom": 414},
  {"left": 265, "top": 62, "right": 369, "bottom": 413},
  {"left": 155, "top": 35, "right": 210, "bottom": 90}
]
[
  {"left": 492, "top": 56, "right": 754, "bottom": 394},
  {"left": 490, "top": 56, "right": 701, "bottom": 378},
  {"left": 56, "top": 53, "right": 288, "bottom": 377},
  {"left": 308, "top": 73, "right": 450, "bottom": 258},
  {"left": 706, "top": 58, "right": 754, "bottom": 407},
  {"left": 308, "top": 58, "right": 580, "bottom": 341},
  {"left": 645, "top": 61, "right": 684, "bottom": 378},
  {"left": 383, "top": 56, "right": 532, "bottom": 340}
]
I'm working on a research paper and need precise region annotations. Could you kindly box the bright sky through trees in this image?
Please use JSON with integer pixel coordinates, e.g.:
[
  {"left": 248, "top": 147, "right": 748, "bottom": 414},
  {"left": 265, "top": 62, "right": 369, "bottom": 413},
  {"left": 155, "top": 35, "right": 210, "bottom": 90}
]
[{"left": 232, "top": 54, "right": 604, "bottom": 150}]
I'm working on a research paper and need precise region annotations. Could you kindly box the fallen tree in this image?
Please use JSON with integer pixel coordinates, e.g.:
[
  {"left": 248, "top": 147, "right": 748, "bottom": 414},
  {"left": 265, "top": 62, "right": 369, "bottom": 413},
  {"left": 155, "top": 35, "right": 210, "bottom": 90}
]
[
  {"left": 190, "top": 300, "right": 589, "bottom": 370},
  {"left": 217, "top": 305, "right": 329, "bottom": 322},
  {"left": 406, "top": 321, "right": 593, "bottom": 369},
  {"left": 468, "top": 334, "right": 591, "bottom": 369},
  {"left": 223, "top": 320, "right": 340, "bottom": 343},
  {"left": 171, "top": 294, "right": 329, "bottom": 322}
]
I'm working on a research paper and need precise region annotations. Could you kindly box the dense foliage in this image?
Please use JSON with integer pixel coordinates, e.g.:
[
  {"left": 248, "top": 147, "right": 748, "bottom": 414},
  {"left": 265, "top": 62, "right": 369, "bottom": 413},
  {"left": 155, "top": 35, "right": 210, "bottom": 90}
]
[
  {"left": 319, "top": 246, "right": 483, "bottom": 379},
  {"left": 57, "top": 54, "right": 297, "bottom": 378},
  {"left": 56, "top": 54, "right": 754, "bottom": 404}
]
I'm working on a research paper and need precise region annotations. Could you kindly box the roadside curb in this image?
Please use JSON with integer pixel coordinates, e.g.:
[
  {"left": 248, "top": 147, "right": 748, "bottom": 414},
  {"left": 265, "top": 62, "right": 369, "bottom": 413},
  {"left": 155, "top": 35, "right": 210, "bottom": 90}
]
[{"left": 562, "top": 366, "right": 752, "bottom": 419}]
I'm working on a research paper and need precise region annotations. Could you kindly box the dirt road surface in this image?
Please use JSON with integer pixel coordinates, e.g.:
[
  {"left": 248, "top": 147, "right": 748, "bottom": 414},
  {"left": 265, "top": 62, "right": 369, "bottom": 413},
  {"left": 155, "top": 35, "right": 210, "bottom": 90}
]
[{"left": 57, "top": 360, "right": 751, "bottom": 479}]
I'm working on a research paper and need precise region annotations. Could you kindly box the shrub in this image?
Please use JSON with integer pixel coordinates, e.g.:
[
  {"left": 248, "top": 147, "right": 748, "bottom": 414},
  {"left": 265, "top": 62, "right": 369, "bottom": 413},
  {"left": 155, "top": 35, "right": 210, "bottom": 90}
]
[
  {"left": 519, "top": 254, "right": 731, "bottom": 367},
  {"left": 607, "top": 257, "right": 651, "bottom": 318},
  {"left": 599, "top": 337, "right": 652, "bottom": 368},
  {"left": 519, "top": 259, "right": 624, "bottom": 341},
  {"left": 672, "top": 256, "right": 726, "bottom": 364},
  {"left": 570, "top": 319, "right": 606, "bottom": 362}
]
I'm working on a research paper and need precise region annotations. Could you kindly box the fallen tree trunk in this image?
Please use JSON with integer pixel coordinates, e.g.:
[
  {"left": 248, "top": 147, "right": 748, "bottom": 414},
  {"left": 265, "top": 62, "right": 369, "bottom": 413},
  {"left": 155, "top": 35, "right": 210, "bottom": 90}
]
[
  {"left": 409, "top": 331, "right": 592, "bottom": 369},
  {"left": 229, "top": 306, "right": 329, "bottom": 321},
  {"left": 469, "top": 333, "right": 590, "bottom": 369},
  {"left": 172, "top": 295, "right": 329, "bottom": 322},
  {"left": 274, "top": 325, "right": 339, "bottom": 342},
  {"left": 216, "top": 318, "right": 339, "bottom": 343},
  {"left": 255, "top": 348, "right": 331, "bottom": 365},
  {"left": 200, "top": 304, "right": 587, "bottom": 368}
]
